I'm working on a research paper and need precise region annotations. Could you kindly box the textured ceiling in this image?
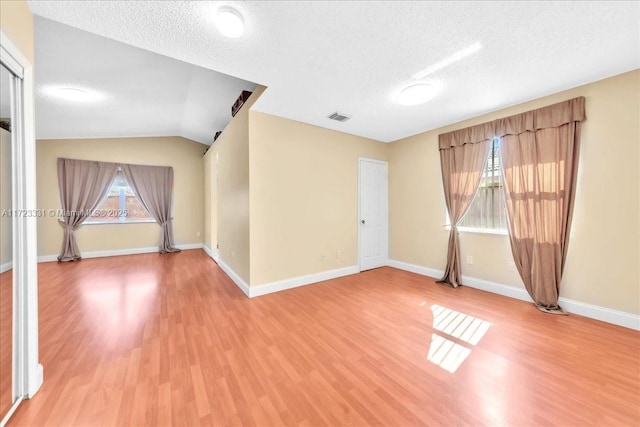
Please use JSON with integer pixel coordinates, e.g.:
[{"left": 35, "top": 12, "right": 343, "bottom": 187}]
[
  {"left": 34, "top": 17, "right": 256, "bottom": 144},
  {"left": 28, "top": 1, "right": 640, "bottom": 143}
]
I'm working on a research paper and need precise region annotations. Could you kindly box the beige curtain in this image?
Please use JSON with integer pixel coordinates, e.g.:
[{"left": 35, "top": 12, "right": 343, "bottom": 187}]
[
  {"left": 435, "top": 97, "right": 585, "bottom": 307},
  {"left": 498, "top": 97, "right": 584, "bottom": 313},
  {"left": 57, "top": 158, "right": 118, "bottom": 262},
  {"left": 121, "top": 164, "right": 180, "bottom": 253},
  {"left": 437, "top": 124, "right": 492, "bottom": 287}
]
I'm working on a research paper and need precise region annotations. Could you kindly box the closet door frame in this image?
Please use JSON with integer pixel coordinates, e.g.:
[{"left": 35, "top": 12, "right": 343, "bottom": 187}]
[{"left": 0, "top": 31, "right": 42, "bottom": 425}]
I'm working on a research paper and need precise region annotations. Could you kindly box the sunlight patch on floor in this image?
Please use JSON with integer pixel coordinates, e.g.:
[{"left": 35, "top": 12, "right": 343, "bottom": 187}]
[
  {"left": 427, "top": 333, "right": 472, "bottom": 373},
  {"left": 431, "top": 304, "right": 492, "bottom": 345},
  {"left": 427, "top": 304, "right": 492, "bottom": 373},
  {"left": 81, "top": 272, "right": 158, "bottom": 348}
]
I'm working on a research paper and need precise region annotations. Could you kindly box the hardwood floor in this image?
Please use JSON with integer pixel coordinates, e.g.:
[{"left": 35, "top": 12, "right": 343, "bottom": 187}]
[
  {"left": 0, "top": 270, "right": 13, "bottom": 419},
  {"left": 8, "top": 249, "right": 640, "bottom": 426}
]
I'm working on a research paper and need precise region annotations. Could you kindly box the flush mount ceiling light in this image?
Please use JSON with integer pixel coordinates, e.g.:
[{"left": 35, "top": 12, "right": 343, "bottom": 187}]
[
  {"left": 396, "top": 83, "right": 438, "bottom": 106},
  {"left": 44, "top": 86, "right": 105, "bottom": 103},
  {"left": 55, "top": 87, "right": 91, "bottom": 102},
  {"left": 215, "top": 6, "right": 244, "bottom": 38}
]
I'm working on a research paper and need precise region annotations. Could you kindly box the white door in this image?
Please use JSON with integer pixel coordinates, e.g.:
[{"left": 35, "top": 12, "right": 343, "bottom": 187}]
[{"left": 358, "top": 158, "right": 388, "bottom": 271}]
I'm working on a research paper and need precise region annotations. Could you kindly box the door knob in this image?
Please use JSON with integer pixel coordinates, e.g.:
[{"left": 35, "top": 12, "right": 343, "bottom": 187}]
[{"left": 361, "top": 219, "right": 366, "bottom": 224}]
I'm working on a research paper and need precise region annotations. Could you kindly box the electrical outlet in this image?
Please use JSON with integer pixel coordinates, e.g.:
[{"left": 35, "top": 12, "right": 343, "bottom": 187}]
[
  {"left": 507, "top": 261, "right": 516, "bottom": 272},
  {"left": 321, "top": 254, "right": 326, "bottom": 261},
  {"left": 336, "top": 250, "right": 341, "bottom": 259},
  {"left": 466, "top": 255, "right": 473, "bottom": 265},
  {"left": 196, "top": 231, "right": 201, "bottom": 237}
]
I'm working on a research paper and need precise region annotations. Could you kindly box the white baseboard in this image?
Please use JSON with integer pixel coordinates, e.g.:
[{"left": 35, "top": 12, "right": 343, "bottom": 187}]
[
  {"left": 557, "top": 298, "right": 640, "bottom": 331},
  {"left": 37, "top": 243, "right": 204, "bottom": 263},
  {"left": 214, "top": 256, "right": 250, "bottom": 297},
  {"left": 250, "top": 265, "right": 359, "bottom": 298},
  {"left": 461, "top": 274, "right": 533, "bottom": 303},
  {"left": 175, "top": 243, "right": 204, "bottom": 251},
  {"left": 387, "top": 259, "right": 443, "bottom": 280},
  {"left": 202, "top": 244, "right": 219, "bottom": 262},
  {"left": 387, "top": 259, "right": 640, "bottom": 331},
  {"left": 203, "top": 246, "right": 358, "bottom": 298},
  {"left": 0, "top": 261, "right": 12, "bottom": 274}
]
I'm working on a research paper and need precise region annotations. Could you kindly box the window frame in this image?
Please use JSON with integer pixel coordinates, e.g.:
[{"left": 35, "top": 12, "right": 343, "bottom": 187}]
[
  {"left": 445, "top": 212, "right": 509, "bottom": 236},
  {"left": 84, "top": 171, "right": 156, "bottom": 225},
  {"left": 445, "top": 137, "right": 509, "bottom": 236}
]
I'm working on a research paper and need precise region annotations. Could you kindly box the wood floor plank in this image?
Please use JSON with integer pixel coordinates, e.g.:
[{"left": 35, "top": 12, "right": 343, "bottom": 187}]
[
  {"left": 5, "top": 249, "right": 640, "bottom": 426},
  {"left": 0, "top": 270, "right": 12, "bottom": 419}
]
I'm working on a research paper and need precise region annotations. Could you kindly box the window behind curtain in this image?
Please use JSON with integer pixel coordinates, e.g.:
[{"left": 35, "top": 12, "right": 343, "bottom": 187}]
[
  {"left": 458, "top": 137, "right": 508, "bottom": 231},
  {"left": 86, "top": 170, "right": 154, "bottom": 224}
]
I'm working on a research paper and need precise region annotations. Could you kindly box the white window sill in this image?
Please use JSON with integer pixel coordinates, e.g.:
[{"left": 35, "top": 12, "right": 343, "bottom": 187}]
[
  {"left": 84, "top": 219, "right": 156, "bottom": 225},
  {"left": 444, "top": 226, "right": 508, "bottom": 236}
]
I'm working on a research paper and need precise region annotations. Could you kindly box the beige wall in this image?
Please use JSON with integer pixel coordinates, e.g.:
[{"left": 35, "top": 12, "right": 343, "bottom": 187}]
[
  {"left": 208, "top": 87, "right": 266, "bottom": 283},
  {"left": 0, "top": 0, "right": 33, "bottom": 267},
  {"left": 202, "top": 146, "right": 218, "bottom": 254},
  {"left": 203, "top": 147, "right": 212, "bottom": 249},
  {"left": 0, "top": 0, "right": 34, "bottom": 64},
  {"left": 37, "top": 136, "right": 206, "bottom": 257},
  {"left": 249, "top": 111, "right": 388, "bottom": 286},
  {"left": 0, "top": 129, "right": 11, "bottom": 267},
  {"left": 209, "top": 150, "right": 218, "bottom": 254},
  {"left": 389, "top": 70, "right": 640, "bottom": 314}
]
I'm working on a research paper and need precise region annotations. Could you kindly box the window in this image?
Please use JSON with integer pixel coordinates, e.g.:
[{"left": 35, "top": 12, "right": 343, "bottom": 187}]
[
  {"left": 86, "top": 170, "right": 154, "bottom": 224},
  {"left": 458, "top": 137, "right": 508, "bottom": 232}
]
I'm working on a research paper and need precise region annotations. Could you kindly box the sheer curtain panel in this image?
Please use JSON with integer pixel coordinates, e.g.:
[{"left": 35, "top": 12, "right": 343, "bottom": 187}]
[
  {"left": 435, "top": 97, "right": 585, "bottom": 313},
  {"left": 121, "top": 164, "right": 181, "bottom": 253},
  {"left": 498, "top": 97, "right": 585, "bottom": 313},
  {"left": 437, "top": 124, "right": 492, "bottom": 287},
  {"left": 57, "top": 158, "right": 118, "bottom": 261}
]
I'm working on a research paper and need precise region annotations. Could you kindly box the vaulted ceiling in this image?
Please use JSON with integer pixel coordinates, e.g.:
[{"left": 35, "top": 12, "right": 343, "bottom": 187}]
[
  {"left": 34, "top": 17, "right": 256, "bottom": 144},
  {"left": 29, "top": 1, "right": 640, "bottom": 144}
]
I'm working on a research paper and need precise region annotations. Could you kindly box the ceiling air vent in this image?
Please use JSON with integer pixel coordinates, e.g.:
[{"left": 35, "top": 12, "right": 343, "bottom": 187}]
[{"left": 328, "top": 112, "right": 351, "bottom": 122}]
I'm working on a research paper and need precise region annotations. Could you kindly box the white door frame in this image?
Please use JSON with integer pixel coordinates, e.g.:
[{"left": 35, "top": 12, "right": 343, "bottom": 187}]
[
  {"left": 0, "top": 30, "right": 43, "bottom": 426},
  {"left": 357, "top": 157, "right": 389, "bottom": 272}
]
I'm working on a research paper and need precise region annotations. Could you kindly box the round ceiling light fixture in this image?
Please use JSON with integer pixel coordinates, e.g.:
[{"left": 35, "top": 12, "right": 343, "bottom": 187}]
[
  {"left": 215, "top": 6, "right": 244, "bottom": 38},
  {"left": 396, "top": 82, "right": 438, "bottom": 106},
  {"left": 54, "top": 87, "right": 92, "bottom": 102},
  {"left": 45, "top": 86, "right": 105, "bottom": 103}
]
